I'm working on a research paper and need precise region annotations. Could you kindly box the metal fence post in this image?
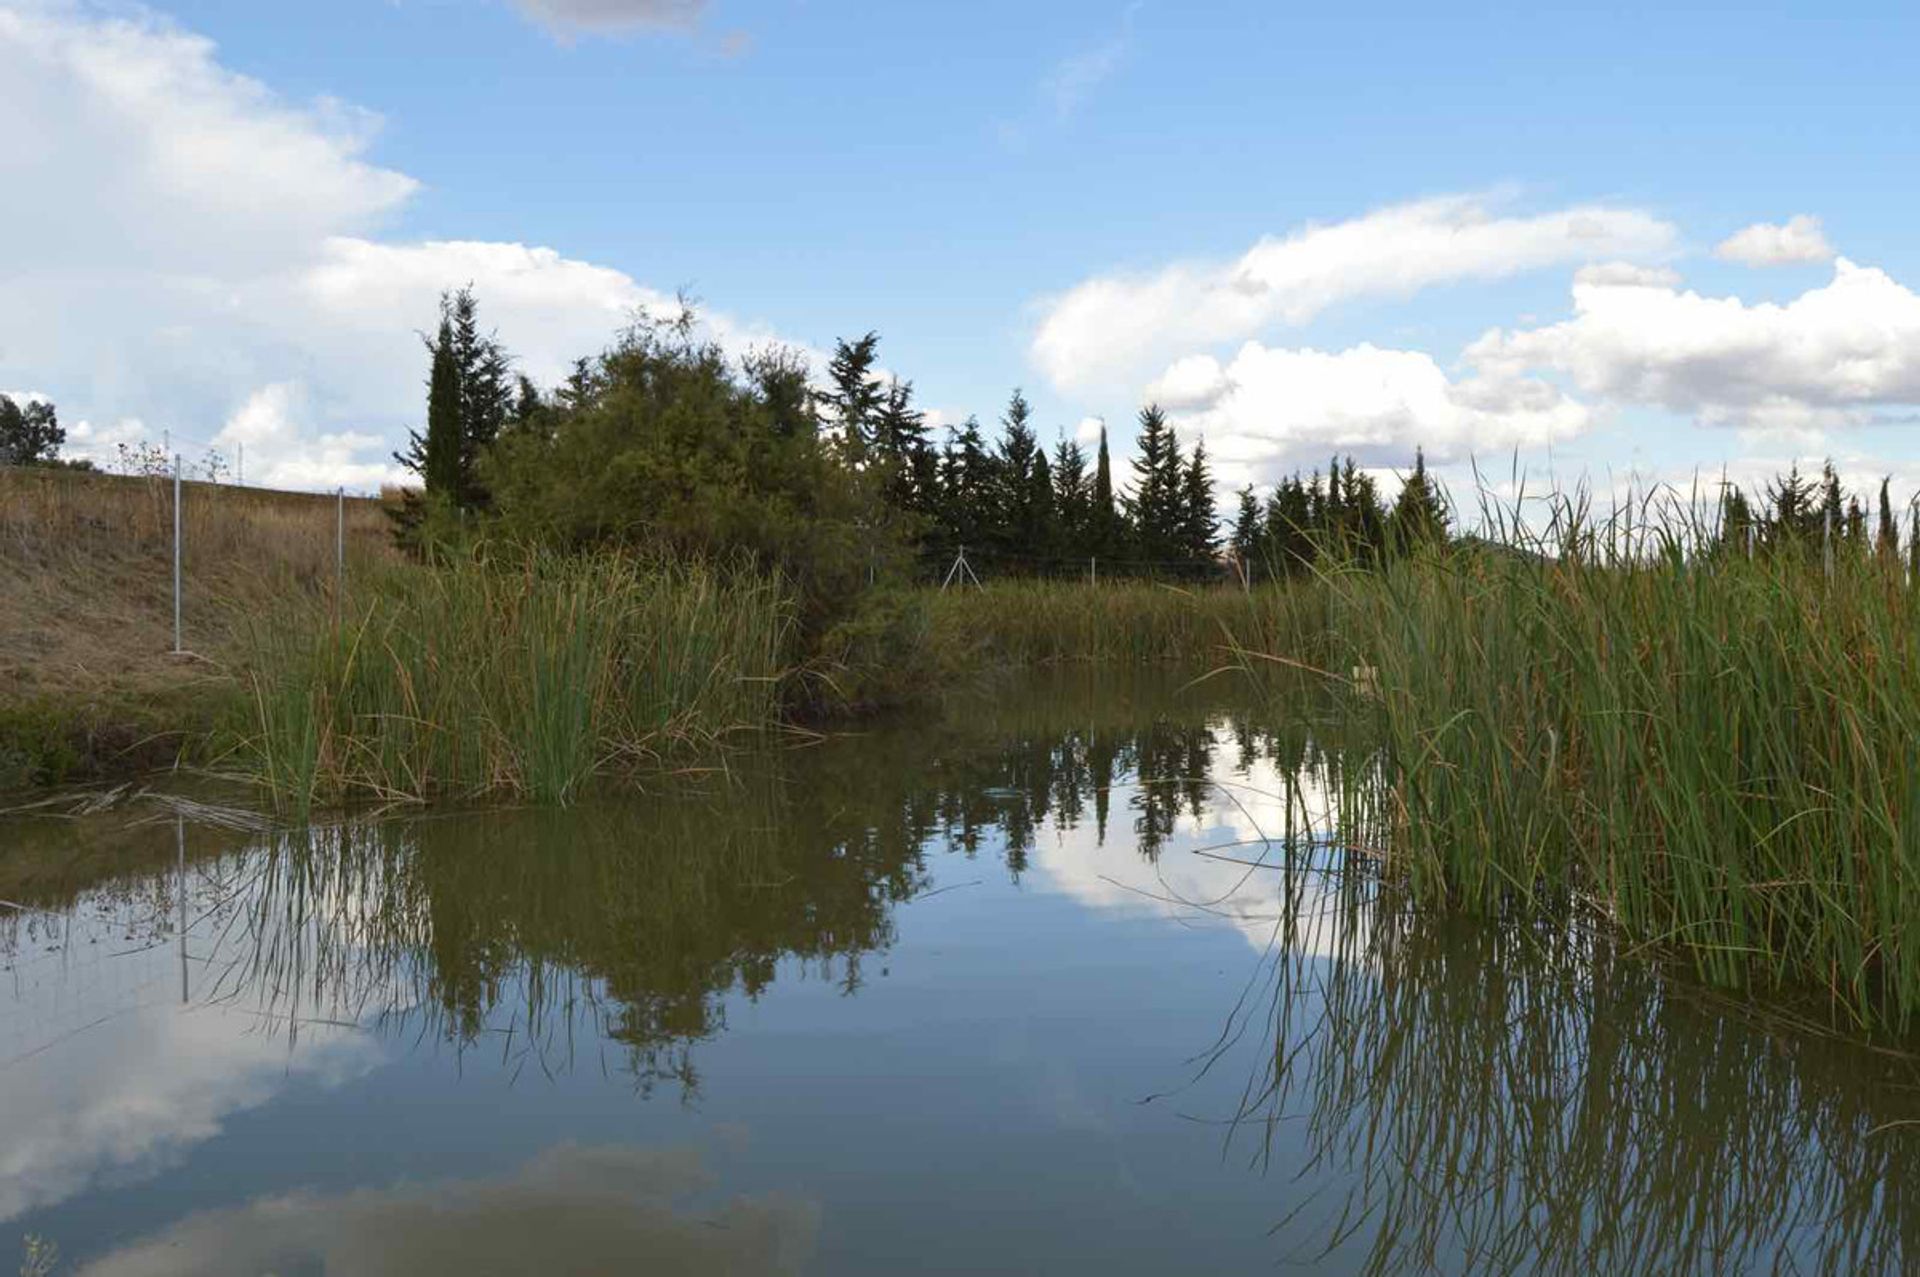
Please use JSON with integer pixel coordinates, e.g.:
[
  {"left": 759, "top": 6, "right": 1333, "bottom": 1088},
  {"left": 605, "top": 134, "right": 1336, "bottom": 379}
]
[{"left": 172, "top": 452, "right": 183, "bottom": 654}]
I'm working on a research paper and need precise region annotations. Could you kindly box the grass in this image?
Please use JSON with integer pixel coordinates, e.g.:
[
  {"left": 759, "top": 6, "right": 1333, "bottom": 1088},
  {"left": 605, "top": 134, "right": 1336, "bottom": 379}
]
[
  {"left": 927, "top": 576, "right": 1331, "bottom": 667},
  {"left": 240, "top": 549, "right": 791, "bottom": 811},
  {"left": 0, "top": 464, "right": 394, "bottom": 783},
  {"left": 1211, "top": 510, "right": 1920, "bottom": 1034}
]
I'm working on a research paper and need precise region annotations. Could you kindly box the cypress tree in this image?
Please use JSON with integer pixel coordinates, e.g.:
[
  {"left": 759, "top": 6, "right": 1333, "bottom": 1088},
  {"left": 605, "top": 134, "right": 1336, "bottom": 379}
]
[
  {"left": 1091, "top": 424, "right": 1119, "bottom": 557},
  {"left": 1879, "top": 477, "right": 1900, "bottom": 561}
]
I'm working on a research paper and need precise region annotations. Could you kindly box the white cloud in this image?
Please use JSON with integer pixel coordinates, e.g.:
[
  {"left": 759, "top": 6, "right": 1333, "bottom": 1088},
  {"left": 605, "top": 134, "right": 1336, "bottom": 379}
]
[
  {"left": 1468, "top": 257, "right": 1920, "bottom": 430},
  {"left": 1146, "top": 341, "right": 1589, "bottom": 487},
  {"left": 1031, "top": 194, "right": 1678, "bottom": 395},
  {"left": 511, "top": 0, "right": 707, "bottom": 36},
  {"left": 1040, "top": 3, "right": 1139, "bottom": 120},
  {"left": 0, "top": 3, "right": 797, "bottom": 493},
  {"left": 1714, "top": 214, "right": 1835, "bottom": 268}
]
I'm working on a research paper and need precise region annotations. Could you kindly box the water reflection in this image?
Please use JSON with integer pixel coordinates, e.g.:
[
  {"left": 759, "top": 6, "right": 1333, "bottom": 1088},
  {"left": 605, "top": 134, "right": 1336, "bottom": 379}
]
[
  {"left": 72, "top": 1141, "right": 818, "bottom": 1277},
  {"left": 3, "top": 670, "right": 1918, "bottom": 1274}
]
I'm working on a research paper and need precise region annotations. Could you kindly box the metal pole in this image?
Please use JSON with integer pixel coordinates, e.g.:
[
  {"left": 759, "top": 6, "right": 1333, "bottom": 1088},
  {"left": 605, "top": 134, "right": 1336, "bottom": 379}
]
[
  {"left": 1825, "top": 504, "right": 1834, "bottom": 580},
  {"left": 237, "top": 442, "right": 244, "bottom": 487},
  {"left": 172, "top": 452, "right": 183, "bottom": 653}
]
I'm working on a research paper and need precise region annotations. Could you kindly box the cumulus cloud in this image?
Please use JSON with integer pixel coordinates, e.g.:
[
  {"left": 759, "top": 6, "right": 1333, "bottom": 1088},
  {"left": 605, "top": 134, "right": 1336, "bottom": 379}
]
[
  {"left": 0, "top": 3, "right": 793, "bottom": 491},
  {"left": 1146, "top": 340, "right": 1589, "bottom": 487},
  {"left": 1468, "top": 257, "right": 1920, "bottom": 430},
  {"left": 1713, "top": 214, "right": 1835, "bottom": 268},
  {"left": 511, "top": 0, "right": 707, "bottom": 36},
  {"left": 1031, "top": 194, "right": 1677, "bottom": 395}
]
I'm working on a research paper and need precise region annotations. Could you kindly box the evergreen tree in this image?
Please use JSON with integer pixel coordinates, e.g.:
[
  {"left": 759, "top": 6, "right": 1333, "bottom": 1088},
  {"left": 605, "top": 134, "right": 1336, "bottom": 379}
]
[
  {"left": 1126, "top": 404, "right": 1182, "bottom": 561},
  {"left": 1028, "top": 445, "right": 1056, "bottom": 562},
  {"left": 1052, "top": 437, "right": 1091, "bottom": 556},
  {"left": 1231, "top": 484, "right": 1262, "bottom": 572},
  {"left": 1388, "top": 448, "right": 1448, "bottom": 553},
  {"left": 1717, "top": 482, "right": 1754, "bottom": 558},
  {"left": 1817, "top": 461, "right": 1845, "bottom": 541},
  {"left": 818, "top": 331, "right": 884, "bottom": 461},
  {"left": 1266, "top": 478, "right": 1315, "bottom": 575},
  {"left": 1764, "top": 464, "right": 1822, "bottom": 546},
  {"left": 744, "top": 346, "right": 815, "bottom": 440},
  {"left": 940, "top": 415, "right": 994, "bottom": 551},
  {"left": 0, "top": 395, "right": 63, "bottom": 466},
  {"left": 448, "top": 286, "right": 512, "bottom": 507},
  {"left": 422, "top": 313, "right": 464, "bottom": 500},
  {"left": 993, "top": 388, "right": 1042, "bottom": 556},
  {"left": 1879, "top": 477, "right": 1900, "bottom": 561},
  {"left": 1179, "top": 439, "right": 1218, "bottom": 563},
  {"left": 874, "top": 377, "right": 930, "bottom": 512},
  {"left": 1090, "top": 424, "right": 1121, "bottom": 558}
]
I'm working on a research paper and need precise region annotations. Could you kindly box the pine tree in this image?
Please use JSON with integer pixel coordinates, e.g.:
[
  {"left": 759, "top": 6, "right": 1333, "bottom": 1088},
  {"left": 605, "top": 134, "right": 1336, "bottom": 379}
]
[
  {"left": 818, "top": 332, "right": 884, "bottom": 461},
  {"left": 1266, "top": 478, "right": 1315, "bottom": 575},
  {"left": 874, "top": 378, "right": 929, "bottom": 512},
  {"left": 940, "top": 415, "right": 994, "bottom": 551},
  {"left": 993, "top": 388, "right": 1041, "bottom": 556},
  {"left": 1764, "top": 463, "right": 1822, "bottom": 547},
  {"left": 448, "top": 287, "right": 511, "bottom": 508},
  {"left": 1052, "top": 437, "right": 1090, "bottom": 557},
  {"left": 1180, "top": 439, "right": 1218, "bottom": 563},
  {"left": 423, "top": 313, "right": 463, "bottom": 500},
  {"left": 1231, "top": 485, "right": 1262, "bottom": 574},
  {"left": 1879, "top": 477, "right": 1900, "bottom": 561},
  {"left": 1388, "top": 448, "right": 1448, "bottom": 553},
  {"left": 1028, "top": 446, "right": 1056, "bottom": 562},
  {"left": 1126, "top": 404, "right": 1181, "bottom": 561}
]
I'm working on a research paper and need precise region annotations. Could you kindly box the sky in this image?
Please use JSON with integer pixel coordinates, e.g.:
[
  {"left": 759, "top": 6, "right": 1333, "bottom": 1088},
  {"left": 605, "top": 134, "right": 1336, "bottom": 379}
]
[{"left": 5, "top": 0, "right": 1920, "bottom": 506}]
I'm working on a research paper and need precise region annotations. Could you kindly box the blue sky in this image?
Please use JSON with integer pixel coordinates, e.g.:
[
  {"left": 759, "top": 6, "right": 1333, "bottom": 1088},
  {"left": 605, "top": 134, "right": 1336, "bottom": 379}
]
[{"left": 5, "top": 0, "right": 1920, "bottom": 502}]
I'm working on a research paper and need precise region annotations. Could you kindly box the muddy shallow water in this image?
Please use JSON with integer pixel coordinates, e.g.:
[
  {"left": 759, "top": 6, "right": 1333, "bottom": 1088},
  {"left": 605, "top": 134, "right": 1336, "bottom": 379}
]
[{"left": 3, "top": 669, "right": 1917, "bottom": 1275}]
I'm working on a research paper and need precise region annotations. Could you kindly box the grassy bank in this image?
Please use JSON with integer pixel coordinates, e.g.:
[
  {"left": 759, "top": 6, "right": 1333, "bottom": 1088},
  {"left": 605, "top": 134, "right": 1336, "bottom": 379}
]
[
  {"left": 0, "top": 465, "right": 392, "bottom": 787},
  {"left": 241, "top": 551, "right": 791, "bottom": 811}
]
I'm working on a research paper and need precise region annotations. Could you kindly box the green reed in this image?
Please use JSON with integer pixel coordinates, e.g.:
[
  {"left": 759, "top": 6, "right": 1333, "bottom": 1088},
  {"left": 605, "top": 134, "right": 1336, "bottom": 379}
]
[
  {"left": 241, "top": 550, "right": 791, "bottom": 811},
  {"left": 1226, "top": 493, "right": 1920, "bottom": 1033},
  {"left": 927, "top": 577, "right": 1333, "bottom": 667}
]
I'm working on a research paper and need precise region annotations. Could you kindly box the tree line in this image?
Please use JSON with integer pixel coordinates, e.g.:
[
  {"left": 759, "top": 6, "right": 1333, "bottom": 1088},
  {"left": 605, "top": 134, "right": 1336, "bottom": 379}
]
[{"left": 391, "top": 292, "right": 1463, "bottom": 584}]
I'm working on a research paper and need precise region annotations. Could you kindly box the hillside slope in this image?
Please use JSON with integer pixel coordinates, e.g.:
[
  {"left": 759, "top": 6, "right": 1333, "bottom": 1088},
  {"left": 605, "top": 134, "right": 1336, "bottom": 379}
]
[{"left": 0, "top": 466, "right": 393, "bottom": 785}]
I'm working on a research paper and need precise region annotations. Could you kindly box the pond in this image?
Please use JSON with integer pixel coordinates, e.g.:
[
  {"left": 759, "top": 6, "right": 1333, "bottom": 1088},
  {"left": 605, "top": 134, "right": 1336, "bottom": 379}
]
[{"left": 3, "top": 669, "right": 1917, "bottom": 1275}]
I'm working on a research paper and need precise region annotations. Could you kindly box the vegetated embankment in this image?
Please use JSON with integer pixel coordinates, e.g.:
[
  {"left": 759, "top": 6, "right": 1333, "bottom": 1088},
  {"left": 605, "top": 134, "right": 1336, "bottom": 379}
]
[{"left": 0, "top": 464, "right": 392, "bottom": 789}]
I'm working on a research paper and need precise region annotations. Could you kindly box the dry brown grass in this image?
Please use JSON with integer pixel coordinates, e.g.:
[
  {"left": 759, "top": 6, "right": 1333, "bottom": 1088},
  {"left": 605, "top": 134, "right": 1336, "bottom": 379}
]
[{"left": 0, "top": 464, "right": 396, "bottom": 710}]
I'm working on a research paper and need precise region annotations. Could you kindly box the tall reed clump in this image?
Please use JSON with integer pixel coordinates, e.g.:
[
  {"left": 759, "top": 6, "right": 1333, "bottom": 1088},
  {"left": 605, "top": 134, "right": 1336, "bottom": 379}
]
[
  {"left": 243, "top": 550, "right": 791, "bottom": 811},
  {"left": 928, "top": 578, "right": 1333, "bottom": 667},
  {"left": 1246, "top": 506, "right": 1920, "bottom": 1033}
]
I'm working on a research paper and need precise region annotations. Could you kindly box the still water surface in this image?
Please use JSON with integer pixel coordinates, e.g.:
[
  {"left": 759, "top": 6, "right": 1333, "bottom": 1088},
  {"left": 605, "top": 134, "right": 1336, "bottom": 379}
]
[{"left": 3, "top": 670, "right": 1918, "bottom": 1275}]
